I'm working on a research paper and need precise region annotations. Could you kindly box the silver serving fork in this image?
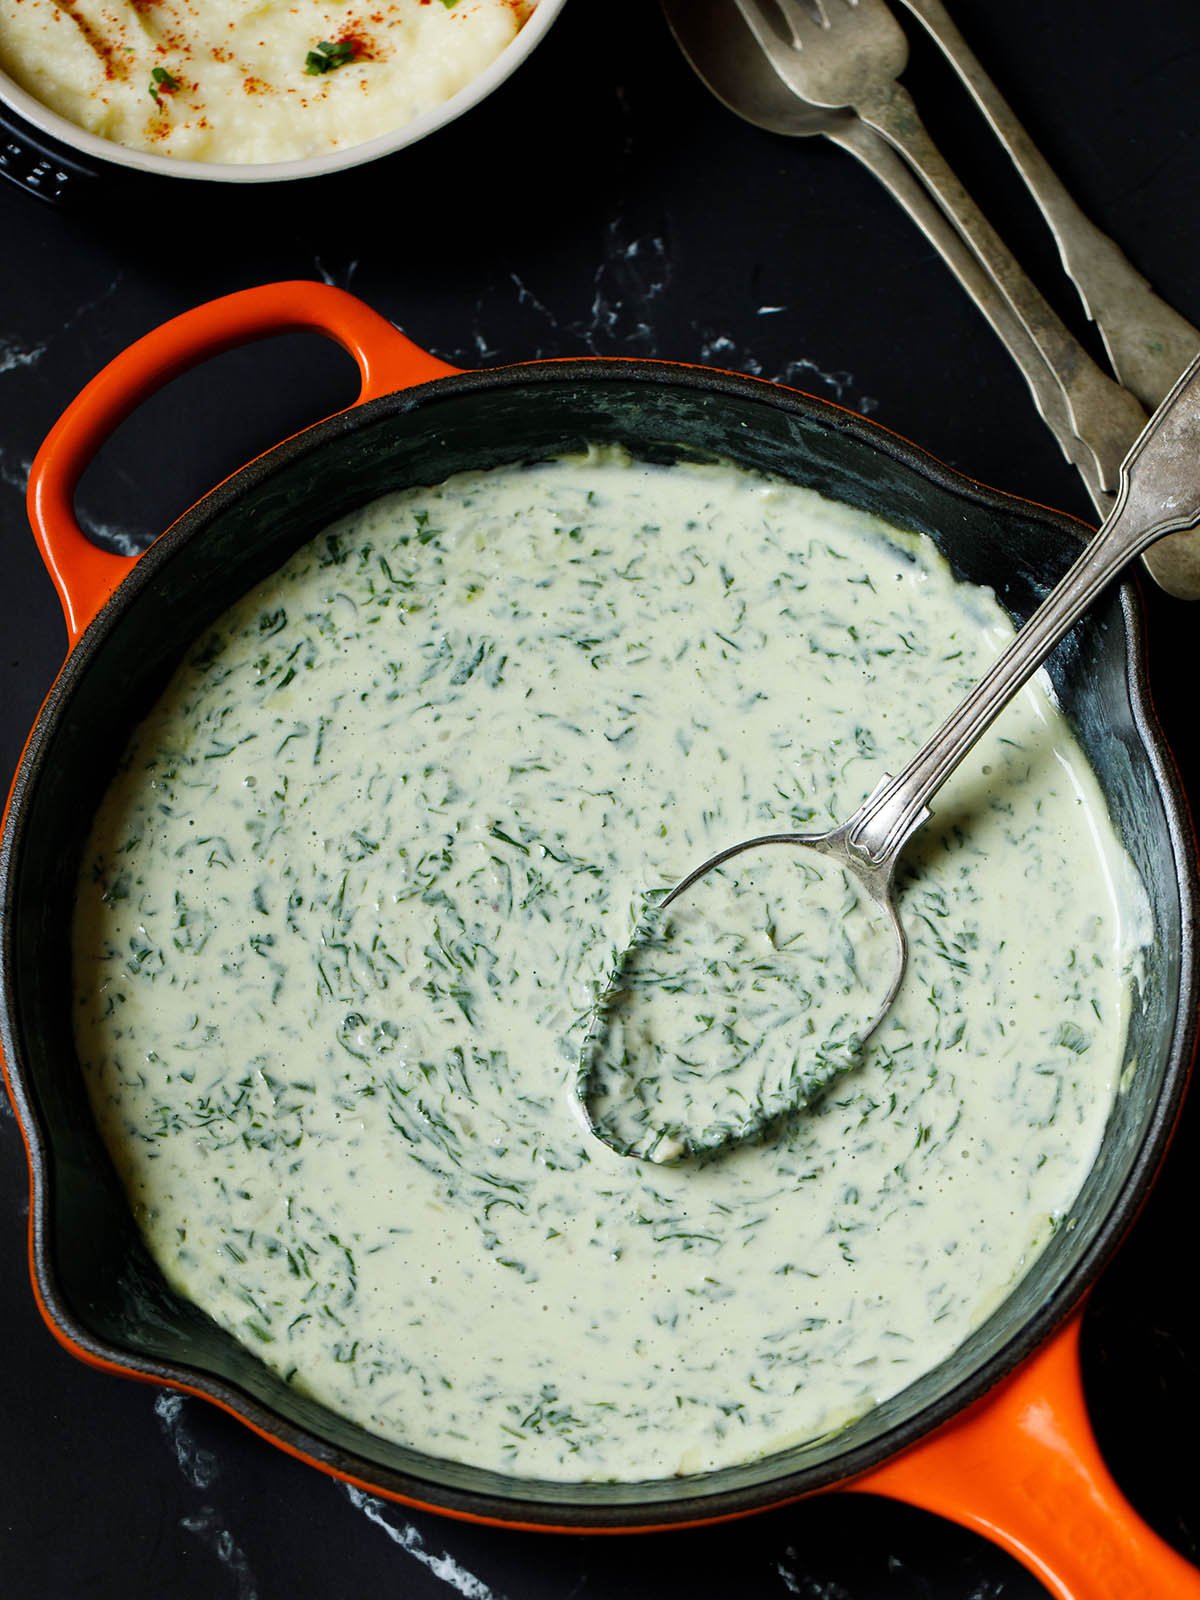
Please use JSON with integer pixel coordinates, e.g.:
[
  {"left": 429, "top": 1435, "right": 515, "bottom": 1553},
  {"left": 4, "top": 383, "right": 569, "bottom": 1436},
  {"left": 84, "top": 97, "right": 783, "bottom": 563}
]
[{"left": 735, "top": 0, "right": 1200, "bottom": 597}]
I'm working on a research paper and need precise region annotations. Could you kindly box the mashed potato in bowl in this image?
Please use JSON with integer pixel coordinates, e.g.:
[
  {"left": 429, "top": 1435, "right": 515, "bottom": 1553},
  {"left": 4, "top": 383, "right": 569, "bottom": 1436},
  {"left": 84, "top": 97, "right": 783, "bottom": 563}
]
[{"left": 0, "top": 0, "right": 541, "bottom": 169}]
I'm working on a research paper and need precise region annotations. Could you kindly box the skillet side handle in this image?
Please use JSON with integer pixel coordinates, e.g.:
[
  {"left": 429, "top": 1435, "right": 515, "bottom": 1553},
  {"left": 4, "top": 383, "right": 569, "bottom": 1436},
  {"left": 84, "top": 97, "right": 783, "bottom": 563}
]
[
  {"left": 26, "top": 280, "right": 460, "bottom": 647},
  {"left": 847, "top": 1312, "right": 1199, "bottom": 1599}
]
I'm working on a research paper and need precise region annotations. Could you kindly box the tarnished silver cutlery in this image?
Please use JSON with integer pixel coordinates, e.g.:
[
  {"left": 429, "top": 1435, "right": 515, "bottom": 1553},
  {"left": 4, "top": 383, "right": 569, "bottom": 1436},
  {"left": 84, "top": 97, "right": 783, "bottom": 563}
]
[
  {"left": 896, "top": 0, "right": 1200, "bottom": 412},
  {"left": 660, "top": 0, "right": 1119, "bottom": 509},
  {"left": 662, "top": 0, "right": 1200, "bottom": 598}
]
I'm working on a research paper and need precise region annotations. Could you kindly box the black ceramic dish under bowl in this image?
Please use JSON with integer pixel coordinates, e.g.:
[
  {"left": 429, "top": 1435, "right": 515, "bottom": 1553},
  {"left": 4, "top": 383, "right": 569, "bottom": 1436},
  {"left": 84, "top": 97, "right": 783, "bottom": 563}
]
[
  {"left": 1, "top": 284, "right": 1196, "bottom": 1590},
  {"left": 0, "top": 98, "right": 102, "bottom": 204}
]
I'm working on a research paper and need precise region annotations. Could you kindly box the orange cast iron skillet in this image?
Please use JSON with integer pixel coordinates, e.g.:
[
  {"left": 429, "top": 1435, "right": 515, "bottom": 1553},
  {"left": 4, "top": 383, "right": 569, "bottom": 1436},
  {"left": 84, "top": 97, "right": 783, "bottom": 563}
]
[{"left": 1, "top": 280, "right": 1197, "bottom": 1596}]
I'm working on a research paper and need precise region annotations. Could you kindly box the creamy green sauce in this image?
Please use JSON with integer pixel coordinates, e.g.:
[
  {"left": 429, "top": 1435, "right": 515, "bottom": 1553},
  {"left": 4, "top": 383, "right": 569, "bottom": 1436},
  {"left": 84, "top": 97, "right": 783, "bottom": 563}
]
[{"left": 74, "top": 450, "right": 1146, "bottom": 1481}]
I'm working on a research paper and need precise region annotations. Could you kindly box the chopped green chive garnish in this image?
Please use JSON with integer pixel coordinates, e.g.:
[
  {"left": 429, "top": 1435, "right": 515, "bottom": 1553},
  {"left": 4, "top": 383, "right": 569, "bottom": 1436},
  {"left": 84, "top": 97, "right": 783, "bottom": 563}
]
[
  {"left": 149, "top": 67, "right": 180, "bottom": 103},
  {"left": 305, "top": 39, "right": 357, "bottom": 75}
]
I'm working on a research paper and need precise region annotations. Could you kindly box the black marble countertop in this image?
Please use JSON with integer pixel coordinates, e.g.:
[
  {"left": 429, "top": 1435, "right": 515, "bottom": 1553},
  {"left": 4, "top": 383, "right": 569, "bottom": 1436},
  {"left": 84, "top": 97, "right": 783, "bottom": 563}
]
[{"left": 3, "top": 3, "right": 1199, "bottom": 1594}]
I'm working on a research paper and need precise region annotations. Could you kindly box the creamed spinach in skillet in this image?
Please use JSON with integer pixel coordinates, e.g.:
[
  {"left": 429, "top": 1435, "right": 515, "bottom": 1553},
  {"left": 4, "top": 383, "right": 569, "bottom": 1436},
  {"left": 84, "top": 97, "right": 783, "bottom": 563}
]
[{"left": 74, "top": 450, "right": 1147, "bottom": 1480}]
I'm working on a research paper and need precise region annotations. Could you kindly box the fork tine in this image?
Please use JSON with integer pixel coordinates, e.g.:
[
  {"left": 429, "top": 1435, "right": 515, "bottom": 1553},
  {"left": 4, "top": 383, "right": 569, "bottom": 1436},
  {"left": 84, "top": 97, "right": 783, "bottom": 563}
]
[
  {"left": 735, "top": 0, "right": 826, "bottom": 71},
  {"left": 777, "top": 0, "right": 835, "bottom": 34},
  {"left": 734, "top": 0, "right": 841, "bottom": 100},
  {"left": 733, "top": 0, "right": 797, "bottom": 72}
]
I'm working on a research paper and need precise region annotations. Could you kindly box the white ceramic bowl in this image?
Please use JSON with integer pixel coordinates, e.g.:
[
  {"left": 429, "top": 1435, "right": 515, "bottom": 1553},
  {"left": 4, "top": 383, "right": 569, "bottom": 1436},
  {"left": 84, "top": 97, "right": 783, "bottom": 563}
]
[{"left": 0, "top": 0, "right": 567, "bottom": 184}]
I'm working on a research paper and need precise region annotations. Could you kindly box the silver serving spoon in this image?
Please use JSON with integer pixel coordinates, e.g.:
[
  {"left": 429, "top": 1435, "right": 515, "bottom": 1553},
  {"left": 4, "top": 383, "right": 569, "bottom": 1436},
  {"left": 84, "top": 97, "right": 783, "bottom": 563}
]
[{"left": 580, "top": 350, "right": 1200, "bottom": 1164}]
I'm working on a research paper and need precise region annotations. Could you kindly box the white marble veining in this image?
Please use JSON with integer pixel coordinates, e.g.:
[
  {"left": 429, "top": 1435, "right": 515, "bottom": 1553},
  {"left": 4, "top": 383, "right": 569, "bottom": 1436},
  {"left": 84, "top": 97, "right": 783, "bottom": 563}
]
[
  {"left": 154, "top": 1390, "right": 221, "bottom": 1491},
  {"left": 0, "top": 336, "right": 45, "bottom": 374},
  {"left": 179, "top": 1506, "right": 260, "bottom": 1600},
  {"left": 342, "top": 1485, "right": 503, "bottom": 1600}
]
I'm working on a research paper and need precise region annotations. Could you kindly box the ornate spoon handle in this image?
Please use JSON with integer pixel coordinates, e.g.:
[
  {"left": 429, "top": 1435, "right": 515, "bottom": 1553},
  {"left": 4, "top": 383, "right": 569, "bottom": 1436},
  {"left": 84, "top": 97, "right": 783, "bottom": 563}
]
[
  {"left": 896, "top": 0, "right": 1200, "bottom": 413},
  {"left": 829, "top": 119, "right": 1112, "bottom": 508},
  {"left": 851, "top": 78, "right": 1146, "bottom": 493}
]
